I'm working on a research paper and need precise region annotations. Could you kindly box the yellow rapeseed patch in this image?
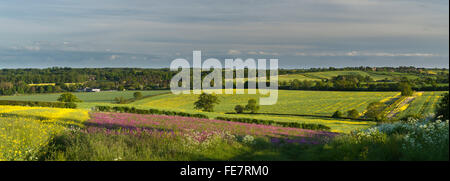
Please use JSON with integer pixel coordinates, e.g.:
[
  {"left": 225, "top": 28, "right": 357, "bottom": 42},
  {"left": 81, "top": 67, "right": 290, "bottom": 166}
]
[{"left": 0, "top": 105, "right": 90, "bottom": 160}]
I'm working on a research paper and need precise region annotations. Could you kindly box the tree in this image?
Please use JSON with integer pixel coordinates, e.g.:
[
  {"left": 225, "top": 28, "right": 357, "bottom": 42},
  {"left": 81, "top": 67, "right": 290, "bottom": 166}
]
[
  {"left": 435, "top": 93, "right": 449, "bottom": 121},
  {"left": 398, "top": 82, "right": 413, "bottom": 96},
  {"left": 234, "top": 105, "right": 245, "bottom": 114},
  {"left": 245, "top": 99, "right": 260, "bottom": 113},
  {"left": 332, "top": 110, "right": 344, "bottom": 118},
  {"left": 114, "top": 96, "right": 127, "bottom": 104},
  {"left": 194, "top": 93, "right": 220, "bottom": 112},
  {"left": 133, "top": 92, "right": 143, "bottom": 99},
  {"left": 365, "top": 102, "right": 386, "bottom": 121},
  {"left": 347, "top": 109, "right": 360, "bottom": 119},
  {"left": 57, "top": 93, "right": 82, "bottom": 103}
]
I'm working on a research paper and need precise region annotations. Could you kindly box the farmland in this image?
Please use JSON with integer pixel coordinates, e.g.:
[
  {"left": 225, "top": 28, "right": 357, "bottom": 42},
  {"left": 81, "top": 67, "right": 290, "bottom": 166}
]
[
  {"left": 132, "top": 90, "right": 398, "bottom": 116},
  {"left": 278, "top": 70, "right": 423, "bottom": 82},
  {"left": 0, "top": 90, "right": 169, "bottom": 103},
  {"left": 0, "top": 105, "right": 90, "bottom": 160},
  {"left": 0, "top": 85, "right": 447, "bottom": 160},
  {"left": 397, "top": 91, "right": 446, "bottom": 118}
]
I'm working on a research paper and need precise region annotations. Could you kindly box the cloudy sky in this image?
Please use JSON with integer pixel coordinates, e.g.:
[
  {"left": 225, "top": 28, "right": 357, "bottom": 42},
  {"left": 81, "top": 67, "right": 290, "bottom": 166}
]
[{"left": 0, "top": 0, "right": 448, "bottom": 68}]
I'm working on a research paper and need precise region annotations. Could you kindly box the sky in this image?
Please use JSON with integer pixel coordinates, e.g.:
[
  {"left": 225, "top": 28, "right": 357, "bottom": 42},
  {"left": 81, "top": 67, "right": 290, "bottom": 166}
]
[{"left": 0, "top": 0, "right": 448, "bottom": 69}]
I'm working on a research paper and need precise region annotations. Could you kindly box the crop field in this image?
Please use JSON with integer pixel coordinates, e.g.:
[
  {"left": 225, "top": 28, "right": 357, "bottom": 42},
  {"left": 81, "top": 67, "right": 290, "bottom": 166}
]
[
  {"left": 128, "top": 90, "right": 399, "bottom": 132},
  {"left": 278, "top": 70, "right": 423, "bottom": 82},
  {"left": 0, "top": 105, "right": 90, "bottom": 160},
  {"left": 397, "top": 91, "right": 446, "bottom": 118},
  {"left": 132, "top": 90, "right": 398, "bottom": 116},
  {"left": 0, "top": 90, "right": 170, "bottom": 103}
]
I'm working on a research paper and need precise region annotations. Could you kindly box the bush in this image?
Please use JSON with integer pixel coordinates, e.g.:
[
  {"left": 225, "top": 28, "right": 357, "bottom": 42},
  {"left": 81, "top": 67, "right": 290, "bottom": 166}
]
[
  {"left": 435, "top": 92, "right": 449, "bottom": 121},
  {"left": 215, "top": 117, "right": 331, "bottom": 131},
  {"left": 365, "top": 102, "right": 386, "bottom": 121},
  {"left": 332, "top": 110, "right": 344, "bottom": 118},
  {"left": 133, "top": 92, "right": 143, "bottom": 99},
  {"left": 245, "top": 99, "right": 260, "bottom": 113},
  {"left": 398, "top": 82, "right": 414, "bottom": 96},
  {"left": 57, "top": 93, "right": 82, "bottom": 103},
  {"left": 114, "top": 96, "right": 127, "bottom": 104},
  {"left": 347, "top": 109, "right": 360, "bottom": 119},
  {"left": 234, "top": 105, "right": 244, "bottom": 114}
]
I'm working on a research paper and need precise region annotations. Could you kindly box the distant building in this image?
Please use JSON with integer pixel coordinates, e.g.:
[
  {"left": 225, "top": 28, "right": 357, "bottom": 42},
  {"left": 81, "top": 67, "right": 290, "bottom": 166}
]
[{"left": 80, "top": 88, "right": 101, "bottom": 92}]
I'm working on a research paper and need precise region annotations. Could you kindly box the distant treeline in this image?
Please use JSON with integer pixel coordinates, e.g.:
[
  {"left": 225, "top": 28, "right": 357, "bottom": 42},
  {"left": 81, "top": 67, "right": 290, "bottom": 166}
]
[
  {"left": 93, "top": 106, "right": 209, "bottom": 119},
  {"left": 279, "top": 74, "right": 449, "bottom": 91},
  {"left": 0, "top": 66, "right": 448, "bottom": 95},
  {"left": 0, "top": 100, "right": 77, "bottom": 108},
  {"left": 215, "top": 116, "right": 331, "bottom": 131}
]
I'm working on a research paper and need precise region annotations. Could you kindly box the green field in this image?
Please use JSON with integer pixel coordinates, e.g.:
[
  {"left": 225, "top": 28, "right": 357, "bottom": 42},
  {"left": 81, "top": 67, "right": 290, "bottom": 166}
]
[
  {"left": 125, "top": 90, "right": 401, "bottom": 132},
  {"left": 132, "top": 90, "right": 397, "bottom": 116},
  {"left": 278, "top": 70, "right": 424, "bottom": 82},
  {"left": 0, "top": 90, "right": 170, "bottom": 103},
  {"left": 1, "top": 89, "right": 444, "bottom": 133},
  {"left": 397, "top": 91, "right": 446, "bottom": 118}
]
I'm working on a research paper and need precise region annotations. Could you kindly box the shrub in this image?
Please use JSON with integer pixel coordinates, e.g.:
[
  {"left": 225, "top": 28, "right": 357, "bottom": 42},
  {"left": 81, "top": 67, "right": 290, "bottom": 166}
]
[
  {"left": 114, "top": 96, "right": 127, "bottom": 104},
  {"left": 365, "top": 102, "right": 386, "bottom": 121},
  {"left": 245, "top": 99, "right": 260, "bottom": 113},
  {"left": 347, "top": 109, "right": 360, "bottom": 119},
  {"left": 332, "top": 110, "right": 344, "bottom": 118},
  {"left": 435, "top": 92, "right": 449, "bottom": 121},
  {"left": 398, "top": 82, "right": 414, "bottom": 96},
  {"left": 133, "top": 92, "right": 143, "bottom": 99},
  {"left": 234, "top": 105, "right": 244, "bottom": 114}
]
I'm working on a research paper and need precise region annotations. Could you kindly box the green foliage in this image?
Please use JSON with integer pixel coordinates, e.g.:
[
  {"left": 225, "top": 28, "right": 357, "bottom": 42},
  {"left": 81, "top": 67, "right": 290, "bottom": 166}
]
[
  {"left": 365, "top": 102, "right": 386, "bottom": 121},
  {"left": 435, "top": 92, "right": 449, "bottom": 120},
  {"left": 194, "top": 93, "right": 220, "bottom": 112},
  {"left": 347, "top": 109, "right": 360, "bottom": 119},
  {"left": 57, "top": 93, "right": 82, "bottom": 103},
  {"left": 245, "top": 99, "right": 260, "bottom": 113},
  {"left": 332, "top": 110, "right": 344, "bottom": 118},
  {"left": 93, "top": 106, "right": 208, "bottom": 119},
  {"left": 215, "top": 117, "right": 331, "bottom": 131},
  {"left": 38, "top": 131, "right": 244, "bottom": 161},
  {"left": 234, "top": 105, "right": 244, "bottom": 114},
  {"left": 133, "top": 92, "right": 143, "bottom": 99},
  {"left": 114, "top": 96, "right": 127, "bottom": 104},
  {"left": 316, "top": 118, "right": 449, "bottom": 161},
  {"left": 398, "top": 82, "right": 414, "bottom": 96}
]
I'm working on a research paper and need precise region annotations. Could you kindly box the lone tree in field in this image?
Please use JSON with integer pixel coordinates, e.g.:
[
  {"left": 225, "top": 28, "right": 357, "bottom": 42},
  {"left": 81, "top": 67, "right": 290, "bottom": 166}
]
[
  {"left": 435, "top": 92, "right": 449, "bottom": 121},
  {"left": 365, "top": 102, "right": 386, "bottom": 121},
  {"left": 57, "top": 93, "right": 82, "bottom": 103},
  {"left": 332, "top": 110, "right": 344, "bottom": 118},
  {"left": 245, "top": 99, "right": 260, "bottom": 113},
  {"left": 194, "top": 93, "right": 220, "bottom": 112},
  {"left": 133, "top": 92, "right": 143, "bottom": 99},
  {"left": 347, "top": 109, "right": 360, "bottom": 119},
  {"left": 398, "top": 82, "right": 414, "bottom": 96},
  {"left": 234, "top": 105, "right": 245, "bottom": 114}
]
